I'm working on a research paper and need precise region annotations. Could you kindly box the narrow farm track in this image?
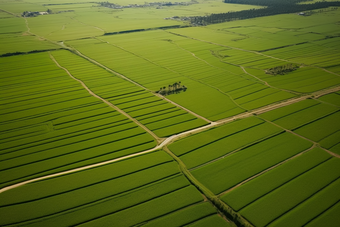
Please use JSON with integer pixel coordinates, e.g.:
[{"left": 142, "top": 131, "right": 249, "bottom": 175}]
[
  {"left": 0, "top": 8, "right": 18, "bottom": 17},
  {"left": 72, "top": 47, "right": 212, "bottom": 123},
  {"left": 24, "top": 17, "right": 30, "bottom": 33},
  {"left": 49, "top": 52, "right": 162, "bottom": 143},
  {"left": 1, "top": 85, "right": 340, "bottom": 193},
  {"left": 217, "top": 144, "right": 317, "bottom": 197}
]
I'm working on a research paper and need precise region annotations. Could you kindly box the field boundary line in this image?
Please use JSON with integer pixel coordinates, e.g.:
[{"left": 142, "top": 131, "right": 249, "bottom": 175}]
[
  {"left": 189, "top": 131, "right": 285, "bottom": 172},
  {"left": 258, "top": 117, "right": 340, "bottom": 159},
  {"left": 71, "top": 47, "right": 212, "bottom": 123},
  {"left": 218, "top": 144, "right": 316, "bottom": 197},
  {"left": 163, "top": 146, "right": 254, "bottom": 227},
  {"left": 48, "top": 52, "right": 162, "bottom": 143},
  {"left": 0, "top": 8, "right": 19, "bottom": 17}
]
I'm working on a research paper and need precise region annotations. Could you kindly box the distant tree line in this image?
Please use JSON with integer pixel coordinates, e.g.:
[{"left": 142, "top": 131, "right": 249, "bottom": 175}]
[
  {"left": 156, "top": 81, "right": 187, "bottom": 95},
  {"left": 190, "top": 1, "right": 340, "bottom": 25},
  {"left": 266, "top": 63, "right": 300, "bottom": 75},
  {"left": 0, "top": 49, "right": 60, "bottom": 57},
  {"left": 223, "top": 0, "right": 312, "bottom": 6}
]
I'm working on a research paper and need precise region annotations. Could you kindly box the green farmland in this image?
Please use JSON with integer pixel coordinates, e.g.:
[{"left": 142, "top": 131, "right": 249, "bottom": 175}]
[{"left": 1, "top": 0, "right": 340, "bottom": 226}]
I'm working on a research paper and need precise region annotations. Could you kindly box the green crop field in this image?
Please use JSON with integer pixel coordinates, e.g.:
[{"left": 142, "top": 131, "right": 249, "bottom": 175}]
[
  {"left": 260, "top": 99, "right": 340, "bottom": 155},
  {"left": 0, "top": 151, "right": 224, "bottom": 226},
  {"left": 1, "top": 0, "right": 340, "bottom": 226}
]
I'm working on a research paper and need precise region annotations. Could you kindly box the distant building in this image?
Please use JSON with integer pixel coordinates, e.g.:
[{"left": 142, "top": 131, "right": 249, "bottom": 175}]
[
  {"left": 39, "top": 12, "right": 48, "bottom": 15},
  {"left": 299, "top": 12, "right": 305, "bottom": 16}
]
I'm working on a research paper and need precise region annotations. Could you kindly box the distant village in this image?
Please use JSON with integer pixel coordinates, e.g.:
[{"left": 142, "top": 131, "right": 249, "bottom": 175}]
[
  {"left": 99, "top": 1, "right": 198, "bottom": 9},
  {"left": 22, "top": 9, "right": 73, "bottom": 17}
]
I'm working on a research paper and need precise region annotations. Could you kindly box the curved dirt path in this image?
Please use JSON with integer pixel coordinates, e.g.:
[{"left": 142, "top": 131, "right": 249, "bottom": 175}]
[
  {"left": 49, "top": 52, "right": 162, "bottom": 143},
  {"left": 1, "top": 85, "right": 340, "bottom": 194},
  {"left": 0, "top": 135, "right": 175, "bottom": 194},
  {"left": 24, "top": 17, "right": 30, "bottom": 33}
]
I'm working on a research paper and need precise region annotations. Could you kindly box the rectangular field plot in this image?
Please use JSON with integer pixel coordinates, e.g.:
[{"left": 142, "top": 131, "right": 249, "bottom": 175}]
[
  {"left": 318, "top": 92, "right": 340, "bottom": 107},
  {"left": 260, "top": 99, "right": 340, "bottom": 153},
  {"left": 143, "top": 202, "right": 224, "bottom": 227},
  {"left": 221, "top": 147, "right": 333, "bottom": 211},
  {"left": 169, "top": 117, "right": 285, "bottom": 170},
  {"left": 51, "top": 50, "right": 208, "bottom": 137},
  {"left": 239, "top": 154, "right": 340, "bottom": 227},
  {"left": 0, "top": 151, "right": 213, "bottom": 227},
  {"left": 191, "top": 132, "right": 312, "bottom": 195},
  {"left": 0, "top": 52, "right": 157, "bottom": 188},
  {"left": 260, "top": 99, "right": 339, "bottom": 130}
]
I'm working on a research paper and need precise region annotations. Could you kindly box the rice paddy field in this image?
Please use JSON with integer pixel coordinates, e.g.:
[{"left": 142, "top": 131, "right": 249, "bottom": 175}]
[{"left": 0, "top": 0, "right": 340, "bottom": 226}]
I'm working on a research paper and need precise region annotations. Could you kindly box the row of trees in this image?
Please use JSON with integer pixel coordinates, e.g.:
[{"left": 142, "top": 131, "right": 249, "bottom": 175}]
[
  {"left": 266, "top": 63, "right": 300, "bottom": 75},
  {"left": 190, "top": 1, "right": 340, "bottom": 25},
  {"left": 156, "top": 81, "right": 187, "bottom": 95},
  {"left": 223, "top": 0, "right": 312, "bottom": 6}
]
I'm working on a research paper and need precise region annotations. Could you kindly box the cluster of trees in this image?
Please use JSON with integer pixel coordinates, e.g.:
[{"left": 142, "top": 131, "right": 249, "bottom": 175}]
[
  {"left": 22, "top": 9, "right": 52, "bottom": 17},
  {"left": 0, "top": 49, "right": 59, "bottom": 57},
  {"left": 303, "top": 6, "right": 339, "bottom": 16},
  {"left": 190, "top": 1, "right": 340, "bottom": 25},
  {"left": 156, "top": 81, "right": 187, "bottom": 95},
  {"left": 266, "top": 63, "right": 300, "bottom": 75},
  {"left": 99, "top": 1, "right": 196, "bottom": 9}
]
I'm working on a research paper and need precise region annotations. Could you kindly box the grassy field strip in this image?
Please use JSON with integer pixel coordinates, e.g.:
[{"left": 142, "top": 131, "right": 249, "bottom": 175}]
[
  {"left": 304, "top": 200, "right": 340, "bottom": 227},
  {"left": 220, "top": 147, "right": 333, "bottom": 212},
  {"left": 240, "top": 158, "right": 340, "bottom": 227},
  {"left": 182, "top": 214, "right": 233, "bottom": 227},
  {"left": 180, "top": 122, "right": 283, "bottom": 169},
  {"left": 72, "top": 48, "right": 212, "bottom": 123},
  {"left": 48, "top": 52, "right": 162, "bottom": 143},
  {"left": 264, "top": 119, "right": 340, "bottom": 159},
  {"left": 218, "top": 144, "right": 317, "bottom": 197},
  {"left": 76, "top": 186, "right": 203, "bottom": 227},
  {"left": 191, "top": 132, "right": 313, "bottom": 195},
  {"left": 268, "top": 179, "right": 340, "bottom": 227},
  {"left": 142, "top": 202, "right": 220, "bottom": 227}
]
